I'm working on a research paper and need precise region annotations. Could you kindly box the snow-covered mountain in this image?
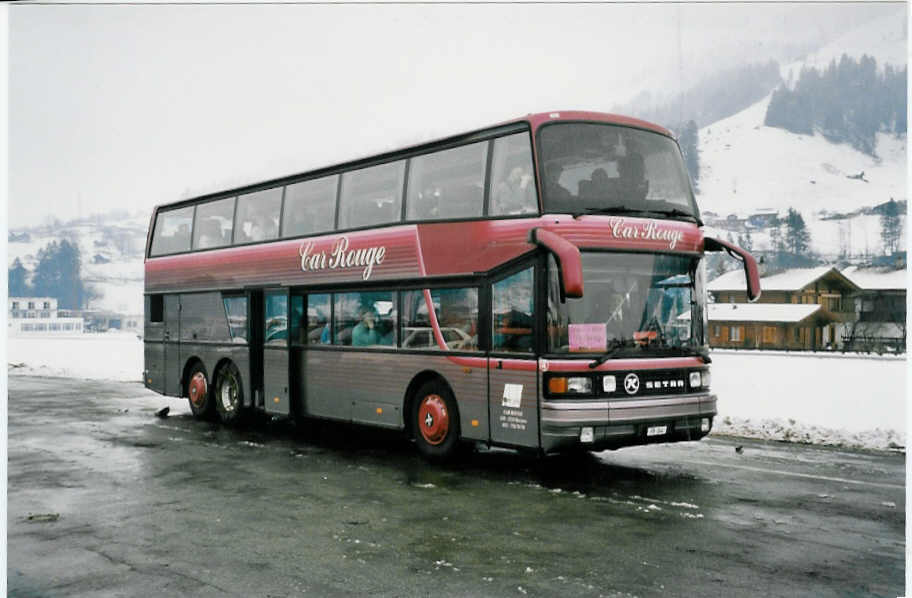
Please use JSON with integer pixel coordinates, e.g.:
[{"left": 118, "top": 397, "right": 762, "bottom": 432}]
[
  {"left": 781, "top": 7, "right": 907, "bottom": 79},
  {"left": 696, "top": 10, "right": 906, "bottom": 259}
]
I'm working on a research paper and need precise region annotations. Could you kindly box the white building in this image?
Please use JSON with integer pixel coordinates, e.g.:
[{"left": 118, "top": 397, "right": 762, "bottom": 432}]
[{"left": 8, "top": 297, "right": 84, "bottom": 335}]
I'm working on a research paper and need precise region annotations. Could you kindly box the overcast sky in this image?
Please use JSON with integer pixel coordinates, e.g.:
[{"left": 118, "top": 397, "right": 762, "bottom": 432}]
[{"left": 8, "top": 2, "right": 904, "bottom": 228}]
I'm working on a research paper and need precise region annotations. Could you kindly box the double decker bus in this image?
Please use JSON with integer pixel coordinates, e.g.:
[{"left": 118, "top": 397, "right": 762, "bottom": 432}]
[{"left": 144, "top": 111, "right": 760, "bottom": 460}]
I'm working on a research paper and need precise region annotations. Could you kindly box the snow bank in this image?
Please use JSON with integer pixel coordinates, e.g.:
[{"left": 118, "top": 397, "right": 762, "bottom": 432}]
[
  {"left": 709, "top": 350, "right": 905, "bottom": 451},
  {"left": 6, "top": 335, "right": 906, "bottom": 450},
  {"left": 7, "top": 332, "right": 142, "bottom": 382}
]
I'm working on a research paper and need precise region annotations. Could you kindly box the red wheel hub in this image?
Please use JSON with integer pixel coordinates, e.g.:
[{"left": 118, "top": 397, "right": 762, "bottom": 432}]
[
  {"left": 417, "top": 394, "right": 449, "bottom": 446},
  {"left": 188, "top": 372, "right": 207, "bottom": 407}
]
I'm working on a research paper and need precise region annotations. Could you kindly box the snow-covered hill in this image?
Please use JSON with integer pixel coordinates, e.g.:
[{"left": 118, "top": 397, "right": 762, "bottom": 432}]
[
  {"left": 8, "top": 212, "right": 148, "bottom": 314},
  {"left": 698, "top": 94, "right": 905, "bottom": 218},
  {"left": 696, "top": 11, "right": 907, "bottom": 259},
  {"left": 781, "top": 7, "right": 907, "bottom": 79}
]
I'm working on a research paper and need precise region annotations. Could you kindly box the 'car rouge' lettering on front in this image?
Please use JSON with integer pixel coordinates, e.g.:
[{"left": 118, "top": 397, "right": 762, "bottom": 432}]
[
  {"left": 299, "top": 236, "right": 386, "bottom": 280},
  {"left": 608, "top": 217, "right": 684, "bottom": 250}
]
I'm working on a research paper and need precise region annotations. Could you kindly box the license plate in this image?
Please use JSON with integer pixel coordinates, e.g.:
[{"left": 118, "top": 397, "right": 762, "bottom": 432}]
[{"left": 646, "top": 425, "right": 667, "bottom": 437}]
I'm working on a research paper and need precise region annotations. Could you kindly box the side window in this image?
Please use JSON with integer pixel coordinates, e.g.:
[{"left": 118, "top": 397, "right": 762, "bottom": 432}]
[
  {"left": 401, "top": 290, "right": 433, "bottom": 349},
  {"left": 149, "top": 295, "right": 164, "bottom": 323},
  {"left": 492, "top": 267, "right": 534, "bottom": 353},
  {"left": 192, "top": 197, "right": 235, "bottom": 250},
  {"left": 402, "top": 288, "right": 479, "bottom": 351},
  {"left": 264, "top": 292, "right": 287, "bottom": 345},
  {"left": 150, "top": 206, "right": 194, "bottom": 256},
  {"left": 282, "top": 175, "right": 338, "bottom": 238},
  {"left": 235, "top": 187, "right": 282, "bottom": 244},
  {"left": 406, "top": 142, "right": 488, "bottom": 221},
  {"left": 305, "top": 293, "right": 332, "bottom": 345},
  {"left": 337, "top": 161, "right": 405, "bottom": 230},
  {"left": 334, "top": 291, "right": 396, "bottom": 347},
  {"left": 489, "top": 133, "right": 537, "bottom": 216},
  {"left": 222, "top": 296, "right": 248, "bottom": 343}
]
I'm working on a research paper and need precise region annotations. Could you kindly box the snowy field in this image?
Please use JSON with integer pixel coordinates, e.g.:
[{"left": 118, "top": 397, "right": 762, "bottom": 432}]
[{"left": 6, "top": 334, "right": 906, "bottom": 451}]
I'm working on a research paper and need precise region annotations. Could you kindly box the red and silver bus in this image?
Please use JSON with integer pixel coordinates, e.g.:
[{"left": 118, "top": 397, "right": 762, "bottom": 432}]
[{"left": 144, "top": 111, "right": 760, "bottom": 460}]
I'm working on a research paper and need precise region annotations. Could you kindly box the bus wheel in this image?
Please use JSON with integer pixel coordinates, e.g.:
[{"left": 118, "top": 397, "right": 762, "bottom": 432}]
[
  {"left": 412, "top": 381, "right": 460, "bottom": 461},
  {"left": 186, "top": 362, "right": 214, "bottom": 420},
  {"left": 215, "top": 362, "right": 245, "bottom": 424}
]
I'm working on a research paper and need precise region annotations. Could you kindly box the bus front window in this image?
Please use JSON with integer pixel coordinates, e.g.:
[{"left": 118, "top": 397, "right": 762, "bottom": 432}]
[
  {"left": 538, "top": 123, "right": 698, "bottom": 219},
  {"left": 546, "top": 253, "right": 701, "bottom": 357}
]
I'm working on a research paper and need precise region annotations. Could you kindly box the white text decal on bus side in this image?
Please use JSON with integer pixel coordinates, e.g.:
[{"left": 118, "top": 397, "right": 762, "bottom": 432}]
[
  {"left": 298, "top": 236, "right": 387, "bottom": 280},
  {"left": 502, "top": 383, "right": 523, "bottom": 408},
  {"left": 608, "top": 217, "right": 685, "bottom": 249}
]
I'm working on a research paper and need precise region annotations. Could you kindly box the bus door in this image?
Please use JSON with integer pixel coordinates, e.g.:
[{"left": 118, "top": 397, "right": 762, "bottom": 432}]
[
  {"left": 488, "top": 266, "right": 540, "bottom": 448},
  {"left": 163, "top": 294, "right": 181, "bottom": 397},
  {"left": 262, "top": 288, "right": 290, "bottom": 415}
]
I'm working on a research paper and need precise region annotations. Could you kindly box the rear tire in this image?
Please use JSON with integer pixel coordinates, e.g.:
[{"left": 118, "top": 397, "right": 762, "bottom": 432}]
[
  {"left": 186, "top": 362, "right": 215, "bottom": 420},
  {"left": 214, "top": 362, "right": 245, "bottom": 425},
  {"left": 411, "top": 380, "right": 460, "bottom": 461}
]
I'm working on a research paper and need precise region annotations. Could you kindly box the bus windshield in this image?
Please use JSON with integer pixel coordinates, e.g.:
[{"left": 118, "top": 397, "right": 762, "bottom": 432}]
[
  {"left": 538, "top": 123, "right": 697, "bottom": 219},
  {"left": 546, "top": 252, "right": 703, "bottom": 356}
]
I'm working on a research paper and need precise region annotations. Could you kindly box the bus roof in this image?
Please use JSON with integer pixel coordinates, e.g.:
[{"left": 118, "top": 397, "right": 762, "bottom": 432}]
[{"left": 154, "top": 110, "right": 673, "bottom": 213}]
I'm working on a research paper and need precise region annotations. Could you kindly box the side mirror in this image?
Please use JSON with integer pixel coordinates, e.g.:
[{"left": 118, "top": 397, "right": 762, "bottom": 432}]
[
  {"left": 704, "top": 236, "right": 762, "bottom": 302},
  {"left": 528, "top": 228, "right": 583, "bottom": 300}
]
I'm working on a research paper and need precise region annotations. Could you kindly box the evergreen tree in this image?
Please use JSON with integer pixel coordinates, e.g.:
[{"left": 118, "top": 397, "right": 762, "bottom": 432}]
[
  {"left": 880, "top": 199, "right": 903, "bottom": 255},
  {"left": 8, "top": 258, "right": 30, "bottom": 297},
  {"left": 784, "top": 208, "right": 811, "bottom": 255},
  {"left": 31, "top": 239, "right": 87, "bottom": 310}
]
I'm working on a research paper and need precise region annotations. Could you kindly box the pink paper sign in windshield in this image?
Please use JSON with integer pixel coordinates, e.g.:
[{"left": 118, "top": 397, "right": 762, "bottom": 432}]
[{"left": 569, "top": 323, "right": 607, "bottom": 352}]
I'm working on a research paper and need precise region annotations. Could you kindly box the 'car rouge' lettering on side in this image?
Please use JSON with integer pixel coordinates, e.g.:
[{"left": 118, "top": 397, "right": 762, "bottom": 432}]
[{"left": 299, "top": 236, "right": 387, "bottom": 280}]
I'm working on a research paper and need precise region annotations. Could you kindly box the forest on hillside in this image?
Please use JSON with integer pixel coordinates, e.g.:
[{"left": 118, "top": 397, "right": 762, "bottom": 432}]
[{"left": 765, "top": 54, "right": 907, "bottom": 156}]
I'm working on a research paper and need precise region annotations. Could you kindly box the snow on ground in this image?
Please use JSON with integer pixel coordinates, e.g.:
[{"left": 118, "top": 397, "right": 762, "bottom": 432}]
[
  {"left": 7, "top": 332, "right": 143, "bottom": 382},
  {"left": 709, "top": 350, "right": 905, "bottom": 451},
  {"left": 7, "top": 334, "right": 906, "bottom": 451}
]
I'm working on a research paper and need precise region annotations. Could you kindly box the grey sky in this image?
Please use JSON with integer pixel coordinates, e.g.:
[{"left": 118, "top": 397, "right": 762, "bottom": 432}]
[{"left": 8, "top": 2, "right": 903, "bottom": 227}]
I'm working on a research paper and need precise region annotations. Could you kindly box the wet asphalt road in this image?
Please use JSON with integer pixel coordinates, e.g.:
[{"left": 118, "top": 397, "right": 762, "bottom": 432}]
[{"left": 7, "top": 376, "right": 906, "bottom": 598}]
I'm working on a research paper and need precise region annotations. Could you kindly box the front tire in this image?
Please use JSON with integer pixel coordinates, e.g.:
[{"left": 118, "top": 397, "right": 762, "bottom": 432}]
[
  {"left": 186, "top": 362, "right": 215, "bottom": 420},
  {"left": 214, "top": 362, "right": 245, "bottom": 425},
  {"left": 412, "top": 380, "right": 460, "bottom": 461}
]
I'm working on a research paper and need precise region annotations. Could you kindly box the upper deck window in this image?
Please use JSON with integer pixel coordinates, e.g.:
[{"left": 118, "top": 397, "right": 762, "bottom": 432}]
[
  {"left": 406, "top": 142, "right": 487, "bottom": 221},
  {"left": 235, "top": 187, "right": 282, "bottom": 244},
  {"left": 282, "top": 175, "right": 338, "bottom": 238},
  {"left": 489, "top": 133, "right": 537, "bottom": 216},
  {"left": 150, "top": 206, "right": 194, "bottom": 256},
  {"left": 538, "top": 123, "right": 697, "bottom": 219},
  {"left": 338, "top": 161, "right": 406, "bottom": 230},
  {"left": 192, "top": 196, "right": 235, "bottom": 250}
]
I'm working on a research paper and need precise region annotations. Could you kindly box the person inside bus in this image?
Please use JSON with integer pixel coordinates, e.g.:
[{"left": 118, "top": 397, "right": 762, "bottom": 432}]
[
  {"left": 492, "top": 165, "right": 534, "bottom": 215},
  {"left": 352, "top": 307, "right": 381, "bottom": 346},
  {"left": 544, "top": 162, "right": 572, "bottom": 204},
  {"left": 617, "top": 146, "right": 649, "bottom": 202}
]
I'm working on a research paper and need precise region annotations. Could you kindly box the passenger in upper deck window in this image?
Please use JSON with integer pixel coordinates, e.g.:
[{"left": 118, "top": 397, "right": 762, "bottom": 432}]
[
  {"left": 544, "top": 162, "right": 572, "bottom": 203},
  {"left": 493, "top": 166, "right": 534, "bottom": 215}
]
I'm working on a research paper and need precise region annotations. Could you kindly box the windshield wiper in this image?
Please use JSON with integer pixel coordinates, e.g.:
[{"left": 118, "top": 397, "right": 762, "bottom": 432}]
[
  {"left": 588, "top": 339, "right": 636, "bottom": 368},
  {"left": 582, "top": 206, "right": 701, "bottom": 225}
]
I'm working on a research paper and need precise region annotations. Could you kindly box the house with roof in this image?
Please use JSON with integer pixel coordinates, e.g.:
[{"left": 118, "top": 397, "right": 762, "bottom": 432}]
[
  {"left": 706, "top": 266, "right": 861, "bottom": 350},
  {"left": 840, "top": 266, "right": 907, "bottom": 352}
]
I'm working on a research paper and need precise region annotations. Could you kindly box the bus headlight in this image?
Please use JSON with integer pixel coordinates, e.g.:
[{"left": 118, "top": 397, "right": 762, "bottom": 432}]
[
  {"left": 602, "top": 375, "right": 616, "bottom": 393},
  {"left": 548, "top": 376, "right": 592, "bottom": 395},
  {"left": 689, "top": 371, "right": 702, "bottom": 389},
  {"left": 701, "top": 370, "right": 711, "bottom": 388}
]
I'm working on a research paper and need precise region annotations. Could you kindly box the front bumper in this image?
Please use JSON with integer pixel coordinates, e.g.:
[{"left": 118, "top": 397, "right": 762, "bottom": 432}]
[{"left": 540, "top": 392, "right": 717, "bottom": 453}]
